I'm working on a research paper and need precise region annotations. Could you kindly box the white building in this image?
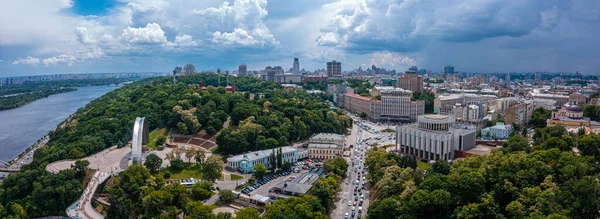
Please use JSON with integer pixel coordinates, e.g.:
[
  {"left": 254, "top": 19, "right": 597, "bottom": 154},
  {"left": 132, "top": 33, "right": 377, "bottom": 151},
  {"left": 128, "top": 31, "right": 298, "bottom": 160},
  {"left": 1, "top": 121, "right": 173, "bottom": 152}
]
[
  {"left": 226, "top": 146, "right": 298, "bottom": 173},
  {"left": 396, "top": 115, "right": 476, "bottom": 161},
  {"left": 481, "top": 122, "right": 513, "bottom": 139},
  {"left": 308, "top": 133, "right": 345, "bottom": 160}
]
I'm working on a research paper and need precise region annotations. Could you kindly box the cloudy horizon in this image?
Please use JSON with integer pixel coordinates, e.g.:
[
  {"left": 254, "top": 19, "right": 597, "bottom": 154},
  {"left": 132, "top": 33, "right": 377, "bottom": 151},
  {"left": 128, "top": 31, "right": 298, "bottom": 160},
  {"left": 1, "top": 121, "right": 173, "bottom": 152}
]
[{"left": 0, "top": 0, "right": 599, "bottom": 76}]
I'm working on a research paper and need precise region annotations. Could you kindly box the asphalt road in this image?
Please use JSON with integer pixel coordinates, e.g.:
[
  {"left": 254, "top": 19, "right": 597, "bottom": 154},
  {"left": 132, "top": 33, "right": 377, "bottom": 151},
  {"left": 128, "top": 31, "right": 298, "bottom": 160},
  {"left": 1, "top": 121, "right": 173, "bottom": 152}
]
[{"left": 331, "top": 123, "right": 373, "bottom": 219}]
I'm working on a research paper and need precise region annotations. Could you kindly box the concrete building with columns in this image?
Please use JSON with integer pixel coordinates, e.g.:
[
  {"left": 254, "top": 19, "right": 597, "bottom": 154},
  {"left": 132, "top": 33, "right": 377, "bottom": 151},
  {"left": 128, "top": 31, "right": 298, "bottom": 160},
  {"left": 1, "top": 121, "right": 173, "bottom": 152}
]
[{"left": 396, "top": 114, "right": 476, "bottom": 161}]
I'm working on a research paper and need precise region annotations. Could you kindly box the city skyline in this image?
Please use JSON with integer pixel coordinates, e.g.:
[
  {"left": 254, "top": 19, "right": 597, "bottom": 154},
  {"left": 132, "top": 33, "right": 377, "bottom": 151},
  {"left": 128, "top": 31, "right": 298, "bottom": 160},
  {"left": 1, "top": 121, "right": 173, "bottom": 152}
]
[{"left": 1, "top": 0, "right": 600, "bottom": 76}]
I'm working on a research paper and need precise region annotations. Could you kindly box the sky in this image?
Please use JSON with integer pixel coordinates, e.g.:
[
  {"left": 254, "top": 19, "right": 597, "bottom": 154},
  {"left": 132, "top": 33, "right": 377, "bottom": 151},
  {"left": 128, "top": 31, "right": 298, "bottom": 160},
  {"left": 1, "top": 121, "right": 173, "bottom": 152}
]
[{"left": 0, "top": 0, "right": 599, "bottom": 76}]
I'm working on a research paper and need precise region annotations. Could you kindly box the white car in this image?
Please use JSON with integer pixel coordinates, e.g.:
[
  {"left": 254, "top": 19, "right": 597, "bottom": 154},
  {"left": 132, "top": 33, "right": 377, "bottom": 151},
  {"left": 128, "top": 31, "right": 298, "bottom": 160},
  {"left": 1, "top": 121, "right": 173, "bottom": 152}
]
[
  {"left": 349, "top": 201, "right": 352, "bottom": 206},
  {"left": 345, "top": 212, "right": 349, "bottom": 218},
  {"left": 352, "top": 206, "right": 355, "bottom": 211}
]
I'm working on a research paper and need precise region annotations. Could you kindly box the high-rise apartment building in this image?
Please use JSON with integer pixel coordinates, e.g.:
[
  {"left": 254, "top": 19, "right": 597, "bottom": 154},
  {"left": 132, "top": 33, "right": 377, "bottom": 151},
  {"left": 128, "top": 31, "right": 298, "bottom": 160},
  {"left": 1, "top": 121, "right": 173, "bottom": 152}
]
[
  {"left": 238, "top": 64, "right": 247, "bottom": 76},
  {"left": 173, "top": 66, "right": 183, "bottom": 75},
  {"left": 293, "top": 58, "right": 300, "bottom": 74},
  {"left": 327, "top": 60, "right": 342, "bottom": 77},
  {"left": 444, "top": 65, "right": 454, "bottom": 76},
  {"left": 183, "top": 64, "right": 196, "bottom": 75},
  {"left": 398, "top": 70, "right": 424, "bottom": 93},
  {"left": 505, "top": 73, "right": 511, "bottom": 88}
]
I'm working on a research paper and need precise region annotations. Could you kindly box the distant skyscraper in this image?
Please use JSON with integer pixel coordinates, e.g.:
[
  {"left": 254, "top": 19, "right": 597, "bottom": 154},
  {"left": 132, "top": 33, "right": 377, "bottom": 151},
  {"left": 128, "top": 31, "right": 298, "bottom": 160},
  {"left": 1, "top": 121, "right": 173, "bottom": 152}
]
[
  {"left": 398, "top": 70, "right": 424, "bottom": 92},
  {"left": 238, "top": 64, "right": 247, "bottom": 76},
  {"left": 173, "top": 66, "right": 182, "bottom": 77},
  {"left": 444, "top": 65, "right": 454, "bottom": 76},
  {"left": 506, "top": 73, "right": 511, "bottom": 88},
  {"left": 327, "top": 60, "right": 342, "bottom": 77},
  {"left": 409, "top": 66, "right": 418, "bottom": 72},
  {"left": 183, "top": 64, "right": 196, "bottom": 75},
  {"left": 293, "top": 58, "right": 300, "bottom": 74}
]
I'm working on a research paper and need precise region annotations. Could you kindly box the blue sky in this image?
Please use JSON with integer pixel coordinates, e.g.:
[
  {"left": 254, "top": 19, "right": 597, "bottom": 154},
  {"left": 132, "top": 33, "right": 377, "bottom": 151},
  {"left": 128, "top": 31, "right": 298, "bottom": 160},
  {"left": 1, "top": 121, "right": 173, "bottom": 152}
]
[{"left": 1, "top": 0, "right": 599, "bottom": 76}]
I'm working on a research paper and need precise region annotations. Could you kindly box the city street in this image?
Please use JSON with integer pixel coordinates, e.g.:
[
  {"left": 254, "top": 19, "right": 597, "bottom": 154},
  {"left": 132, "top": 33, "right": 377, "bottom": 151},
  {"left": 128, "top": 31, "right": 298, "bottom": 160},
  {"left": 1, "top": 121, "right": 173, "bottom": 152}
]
[{"left": 331, "top": 122, "right": 373, "bottom": 219}]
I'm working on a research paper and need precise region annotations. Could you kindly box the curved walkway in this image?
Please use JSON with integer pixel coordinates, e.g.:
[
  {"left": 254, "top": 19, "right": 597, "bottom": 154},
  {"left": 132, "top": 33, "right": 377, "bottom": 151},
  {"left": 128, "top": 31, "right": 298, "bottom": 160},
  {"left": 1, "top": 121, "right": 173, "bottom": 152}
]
[
  {"left": 67, "top": 171, "right": 112, "bottom": 219},
  {"left": 47, "top": 146, "right": 132, "bottom": 219}
]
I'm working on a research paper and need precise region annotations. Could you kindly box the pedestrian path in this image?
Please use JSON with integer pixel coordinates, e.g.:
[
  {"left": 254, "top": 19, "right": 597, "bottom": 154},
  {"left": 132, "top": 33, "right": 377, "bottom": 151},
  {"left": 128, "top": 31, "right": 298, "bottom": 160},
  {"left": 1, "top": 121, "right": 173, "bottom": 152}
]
[{"left": 67, "top": 171, "right": 113, "bottom": 219}]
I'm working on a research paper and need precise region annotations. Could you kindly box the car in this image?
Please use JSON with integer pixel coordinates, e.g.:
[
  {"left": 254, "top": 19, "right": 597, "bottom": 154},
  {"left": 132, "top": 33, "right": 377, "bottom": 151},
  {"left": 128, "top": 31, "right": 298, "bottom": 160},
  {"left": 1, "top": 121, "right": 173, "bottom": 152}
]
[
  {"left": 359, "top": 201, "right": 363, "bottom": 206},
  {"left": 361, "top": 194, "right": 364, "bottom": 198},
  {"left": 345, "top": 212, "right": 349, "bottom": 218},
  {"left": 352, "top": 206, "right": 355, "bottom": 211},
  {"left": 353, "top": 201, "right": 357, "bottom": 206},
  {"left": 216, "top": 187, "right": 221, "bottom": 191},
  {"left": 348, "top": 201, "right": 352, "bottom": 206},
  {"left": 352, "top": 211, "right": 355, "bottom": 217},
  {"left": 355, "top": 196, "right": 358, "bottom": 201}
]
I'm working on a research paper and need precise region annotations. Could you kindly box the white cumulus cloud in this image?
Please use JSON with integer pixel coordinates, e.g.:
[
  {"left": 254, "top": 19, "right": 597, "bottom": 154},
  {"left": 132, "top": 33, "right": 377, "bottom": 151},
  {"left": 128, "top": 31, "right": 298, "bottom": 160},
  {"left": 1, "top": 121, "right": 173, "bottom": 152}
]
[
  {"left": 194, "top": 0, "right": 278, "bottom": 46},
  {"left": 12, "top": 56, "right": 40, "bottom": 66},
  {"left": 370, "top": 52, "right": 416, "bottom": 68},
  {"left": 121, "top": 23, "right": 169, "bottom": 45},
  {"left": 175, "top": 34, "right": 198, "bottom": 47},
  {"left": 212, "top": 28, "right": 259, "bottom": 45}
]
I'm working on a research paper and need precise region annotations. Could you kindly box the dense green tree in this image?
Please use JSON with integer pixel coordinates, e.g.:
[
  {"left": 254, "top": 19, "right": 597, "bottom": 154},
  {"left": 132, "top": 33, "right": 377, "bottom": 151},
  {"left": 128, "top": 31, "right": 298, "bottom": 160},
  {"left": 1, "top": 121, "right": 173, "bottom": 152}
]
[
  {"left": 171, "top": 159, "right": 185, "bottom": 171},
  {"left": 577, "top": 133, "right": 600, "bottom": 161},
  {"left": 529, "top": 107, "right": 552, "bottom": 128},
  {"left": 72, "top": 159, "right": 90, "bottom": 177},
  {"left": 219, "top": 189, "right": 235, "bottom": 204},
  {"left": 185, "top": 201, "right": 216, "bottom": 219},
  {"left": 264, "top": 195, "right": 328, "bottom": 219},
  {"left": 254, "top": 163, "right": 267, "bottom": 179},
  {"left": 203, "top": 155, "right": 223, "bottom": 182},
  {"left": 235, "top": 207, "right": 260, "bottom": 219},
  {"left": 282, "top": 162, "right": 293, "bottom": 172},
  {"left": 143, "top": 153, "right": 163, "bottom": 172},
  {"left": 430, "top": 159, "right": 450, "bottom": 175},
  {"left": 501, "top": 134, "right": 531, "bottom": 153},
  {"left": 192, "top": 181, "right": 214, "bottom": 200},
  {"left": 412, "top": 92, "right": 436, "bottom": 113},
  {"left": 368, "top": 198, "right": 401, "bottom": 219},
  {"left": 156, "top": 135, "right": 166, "bottom": 145},
  {"left": 322, "top": 157, "right": 348, "bottom": 178}
]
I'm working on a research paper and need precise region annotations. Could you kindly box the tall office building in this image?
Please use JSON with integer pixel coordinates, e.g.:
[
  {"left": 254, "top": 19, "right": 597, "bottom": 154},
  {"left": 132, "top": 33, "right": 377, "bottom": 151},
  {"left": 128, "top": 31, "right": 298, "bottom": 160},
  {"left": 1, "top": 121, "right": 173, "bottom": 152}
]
[
  {"left": 173, "top": 65, "right": 183, "bottom": 75},
  {"left": 409, "top": 66, "right": 418, "bottom": 72},
  {"left": 293, "top": 58, "right": 300, "bottom": 74},
  {"left": 506, "top": 73, "right": 511, "bottom": 88},
  {"left": 327, "top": 60, "right": 342, "bottom": 77},
  {"left": 238, "top": 64, "right": 247, "bottom": 76},
  {"left": 444, "top": 65, "right": 454, "bottom": 76},
  {"left": 398, "top": 70, "right": 424, "bottom": 92},
  {"left": 183, "top": 64, "right": 196, "bottom": 75}
]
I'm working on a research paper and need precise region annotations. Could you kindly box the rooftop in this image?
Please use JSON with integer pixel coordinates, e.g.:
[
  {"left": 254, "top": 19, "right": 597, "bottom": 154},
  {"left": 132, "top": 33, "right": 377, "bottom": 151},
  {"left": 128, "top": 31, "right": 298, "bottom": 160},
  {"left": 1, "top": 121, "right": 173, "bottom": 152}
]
[
  {"left": 310, "top": 133, "right": 344, "bottom": 142},
  {"left": 345, "top": 93, "right": 373, "bottom": 101},
  {"left": 227, "top": 146, "right": 296, "bottom": 163}
]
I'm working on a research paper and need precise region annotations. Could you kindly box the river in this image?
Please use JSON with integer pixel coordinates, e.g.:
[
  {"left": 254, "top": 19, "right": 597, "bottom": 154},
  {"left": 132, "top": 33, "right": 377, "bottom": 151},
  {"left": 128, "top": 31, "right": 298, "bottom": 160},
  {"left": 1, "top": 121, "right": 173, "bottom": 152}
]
[{"left": 0, "top": 85, "right": 120, "bottom": 162}]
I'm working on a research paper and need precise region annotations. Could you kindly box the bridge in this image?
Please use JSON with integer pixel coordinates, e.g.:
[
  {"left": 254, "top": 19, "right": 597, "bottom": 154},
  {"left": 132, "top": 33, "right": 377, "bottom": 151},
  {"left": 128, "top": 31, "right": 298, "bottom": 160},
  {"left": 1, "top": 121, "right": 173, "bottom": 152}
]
[{"left": 0, "top": 168, "right": 20, "bottom": 172}]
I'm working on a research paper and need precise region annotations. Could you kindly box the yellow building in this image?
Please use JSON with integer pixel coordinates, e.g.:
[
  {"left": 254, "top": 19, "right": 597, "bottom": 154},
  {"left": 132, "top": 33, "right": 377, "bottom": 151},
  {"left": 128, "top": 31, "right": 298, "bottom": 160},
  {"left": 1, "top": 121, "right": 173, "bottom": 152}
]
[{"left": 547, "top": 104, "right": 600, "bottom": 129}]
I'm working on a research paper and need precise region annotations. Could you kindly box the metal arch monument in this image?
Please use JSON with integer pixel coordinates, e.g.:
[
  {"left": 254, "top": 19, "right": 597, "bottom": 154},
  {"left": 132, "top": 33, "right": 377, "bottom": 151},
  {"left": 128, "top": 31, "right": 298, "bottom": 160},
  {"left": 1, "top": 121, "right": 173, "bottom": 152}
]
[{"left": 132, "top": 117, "right": 149, "bottom": 165}]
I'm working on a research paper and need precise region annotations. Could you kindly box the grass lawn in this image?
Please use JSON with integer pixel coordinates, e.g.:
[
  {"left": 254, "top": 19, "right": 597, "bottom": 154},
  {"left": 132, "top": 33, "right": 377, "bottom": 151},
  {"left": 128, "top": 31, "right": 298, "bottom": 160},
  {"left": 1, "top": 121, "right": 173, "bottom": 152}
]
[
  {"left": 230, "top": 174, "right": 243, "bottom": 181},
  {"left": 147, "top": 128, "right": 167, "bottom": 149},
  {"left": 219, "top": 175, "right": 224, "bottom": 181},
  {"left": 417, "top": 161, "right": 432, "bottom": 170},
  {"left": 164, "top": 165, "right": 203, "bottom": 179}
]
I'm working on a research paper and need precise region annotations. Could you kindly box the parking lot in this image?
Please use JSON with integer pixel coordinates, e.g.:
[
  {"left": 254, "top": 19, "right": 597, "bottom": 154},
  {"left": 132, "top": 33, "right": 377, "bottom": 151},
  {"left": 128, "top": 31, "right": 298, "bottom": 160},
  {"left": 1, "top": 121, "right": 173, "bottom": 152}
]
[{"left": 241, "top": 162, "right": 324, "bottom": 199}]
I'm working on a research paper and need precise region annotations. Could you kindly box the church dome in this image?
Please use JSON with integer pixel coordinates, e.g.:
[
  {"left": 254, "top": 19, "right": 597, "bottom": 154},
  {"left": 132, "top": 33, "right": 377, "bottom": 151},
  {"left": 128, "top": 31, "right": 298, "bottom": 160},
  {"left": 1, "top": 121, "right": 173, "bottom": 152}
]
[{"left": 567, "top": 104, "right": 583, "bottom": 113}]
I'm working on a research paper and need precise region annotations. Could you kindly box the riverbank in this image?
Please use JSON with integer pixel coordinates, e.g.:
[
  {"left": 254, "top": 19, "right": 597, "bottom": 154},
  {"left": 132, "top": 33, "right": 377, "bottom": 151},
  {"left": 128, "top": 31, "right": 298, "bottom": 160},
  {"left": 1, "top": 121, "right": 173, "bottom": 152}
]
[{"left": 0, "top": 87, "right": 78, "bottom": 111}]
